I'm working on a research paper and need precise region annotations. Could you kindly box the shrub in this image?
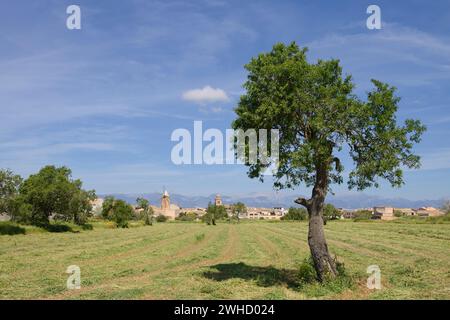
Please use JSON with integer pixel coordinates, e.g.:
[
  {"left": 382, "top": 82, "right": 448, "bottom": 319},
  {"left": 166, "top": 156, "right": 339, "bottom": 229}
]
[
  {"left": 394, "top": 210, "right": 403, "bottom": 218},
  {"left": 323, "top": 204, "right": 341, "bottom": 221},
  {"left": 101, "top": 197, "right": 134, "bottom": 228},
  {"left": 298, "top": 257, "right": 317, "bottom": 283},
  {"left": 353, "top": 210, "right": 373, "bottom": 221},
  {"left": 281, "top": 207, "right": 308, "bottom": 221},
  {"left": 298, "top": 256, "right": 350, "bottom": 285},
  {"left": 156, "top": 214, "right": 168, "bottom": 223},
  {"left": 176, "top": 212, "right": 197, "bottom": 221}
]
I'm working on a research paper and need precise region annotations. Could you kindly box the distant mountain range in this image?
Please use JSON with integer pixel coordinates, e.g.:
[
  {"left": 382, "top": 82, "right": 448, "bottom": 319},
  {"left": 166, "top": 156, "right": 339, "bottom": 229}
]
[{"left": 99, "top": 192, "right": 448, "bottom": 210}]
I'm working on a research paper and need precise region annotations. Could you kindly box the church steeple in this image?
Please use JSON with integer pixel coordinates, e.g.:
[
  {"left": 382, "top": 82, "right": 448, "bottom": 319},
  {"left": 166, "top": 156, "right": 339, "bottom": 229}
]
[
  {"left": 161, "top": 189, "right": 170, "bottom": 210},
  {"left": 214, "top": 194, "right": 222, "bottom": 206}
]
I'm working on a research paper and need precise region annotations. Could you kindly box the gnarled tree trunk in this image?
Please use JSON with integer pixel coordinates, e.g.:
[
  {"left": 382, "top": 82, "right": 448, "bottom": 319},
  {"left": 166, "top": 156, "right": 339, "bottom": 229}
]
[
  {"left": 296, "top": 162, "right": 337, "bottom": 282},
  {"left": 307, "top": 201, "right": 337, "bottom": 282}
]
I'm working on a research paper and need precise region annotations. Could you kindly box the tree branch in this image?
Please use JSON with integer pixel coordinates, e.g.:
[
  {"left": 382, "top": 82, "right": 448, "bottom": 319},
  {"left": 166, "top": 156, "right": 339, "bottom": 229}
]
[{"left": 294, "top": 197, "right": 311, "bottom": 208}]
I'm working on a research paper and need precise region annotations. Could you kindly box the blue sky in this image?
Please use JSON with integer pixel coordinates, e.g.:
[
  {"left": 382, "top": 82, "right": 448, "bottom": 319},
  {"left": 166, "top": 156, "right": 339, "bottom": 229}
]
[{"left": 1, "top": 0, "right": 449, "bottom": 200}]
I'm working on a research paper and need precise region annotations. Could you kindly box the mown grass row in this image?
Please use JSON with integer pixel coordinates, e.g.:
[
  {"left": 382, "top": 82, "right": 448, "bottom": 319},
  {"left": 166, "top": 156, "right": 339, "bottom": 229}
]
[{"left": 0, "top": 220, "right": 449, "bottom": 299}]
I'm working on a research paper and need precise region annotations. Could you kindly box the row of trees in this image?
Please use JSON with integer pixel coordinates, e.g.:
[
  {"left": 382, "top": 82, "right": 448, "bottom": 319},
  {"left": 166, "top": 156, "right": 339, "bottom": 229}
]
[
  {"left": 0, "top": 166, "right": 95, "bottom": 226},
  {"left": 203, "top": 202, "right": 248, "bottom": 225},
  {"left": 0, "top": 166, "right": 165, "bottom": 229}
]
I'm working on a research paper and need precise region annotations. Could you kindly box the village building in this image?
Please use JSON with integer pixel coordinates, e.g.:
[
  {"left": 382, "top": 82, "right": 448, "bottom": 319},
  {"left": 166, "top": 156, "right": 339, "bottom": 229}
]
[
  {"left": 151, "top": 190, "right": 181, "bottom": 220},
  {"left": 395, "top": 208, "right": 416, "bottom": 216},
  {"left": 372, "top": 206, "right": 395, "bottom": 220},
  {"left": 414, "top": 207, "right": 445, "bottom": 217},
  {"left": 244, "top": 207, "right": 286, "bottom": 220}
]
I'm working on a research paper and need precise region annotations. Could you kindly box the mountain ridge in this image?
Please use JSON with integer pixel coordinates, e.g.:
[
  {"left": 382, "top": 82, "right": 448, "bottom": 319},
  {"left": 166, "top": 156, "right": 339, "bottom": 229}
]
[{"left": 99, "top": 192, "right": 447, "bottom": 210}]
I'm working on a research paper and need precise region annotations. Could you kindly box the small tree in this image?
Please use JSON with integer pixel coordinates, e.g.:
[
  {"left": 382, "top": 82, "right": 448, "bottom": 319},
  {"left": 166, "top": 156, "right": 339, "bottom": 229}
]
[
  {"left": 0, "top": 169, "right": 23, "bottom": 217},
  {"left": 232, "top": 42, "right": 425, "bottom": 281},
  {"left": 322, "top": 203, "right": 341, "bottom": 224},
  {"left": 156, "top": 214, "right": 168, "bottom": 223},
  {"left": 231, "top": 202, "right": 247, "bottom": 223},
  {"left": 136, "top": 197, "right": 154, "bottom": 225},
  {"left": 101, "top": 196, "right": 134, "bottom": 228},
  {"left": 203, "top": 203, "right": 228, "bottom": 225},
  {"left": 16, "top": 166, "right": 95, "bottom": 226}
]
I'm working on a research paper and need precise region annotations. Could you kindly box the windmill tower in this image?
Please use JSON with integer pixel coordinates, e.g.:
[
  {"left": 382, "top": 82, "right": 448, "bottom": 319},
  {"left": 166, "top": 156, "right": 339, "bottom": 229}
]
[{"left": 161, "top": 188, "right": 170, "bottom": 210}]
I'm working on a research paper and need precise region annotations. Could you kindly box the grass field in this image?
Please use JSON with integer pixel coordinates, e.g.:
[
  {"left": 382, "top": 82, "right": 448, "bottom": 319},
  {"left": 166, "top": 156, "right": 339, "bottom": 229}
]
[{"left": 0, "top": 220, "right": 449, "bottom": 299}]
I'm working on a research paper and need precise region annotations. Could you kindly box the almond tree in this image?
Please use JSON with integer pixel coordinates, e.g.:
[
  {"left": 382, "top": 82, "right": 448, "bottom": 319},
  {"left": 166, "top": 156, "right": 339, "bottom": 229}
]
[{"left": 232, "top": 42, "right": 426, "bottom": 281}]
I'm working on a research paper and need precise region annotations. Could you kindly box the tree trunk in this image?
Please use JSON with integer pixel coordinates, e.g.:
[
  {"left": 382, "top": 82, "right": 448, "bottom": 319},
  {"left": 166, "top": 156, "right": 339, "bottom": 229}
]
[
  {"left": 296, "top": 160, "right": 338, "bottom": 282},
  {"left": 307, "top": 204, "right": 337, "bottom": 282}
]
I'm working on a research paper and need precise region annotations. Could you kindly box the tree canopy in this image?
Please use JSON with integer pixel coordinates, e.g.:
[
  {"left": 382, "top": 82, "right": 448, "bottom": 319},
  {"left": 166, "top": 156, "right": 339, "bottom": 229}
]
[
  {"left": 233, "top": 42, "right": 426, "bottom": 196},
  {"left": 13, "top": 166, "right": 95, "bottom": 225},
  {"left": 102, "top": 196, "right": 134, "bottom": 228},
  {"left": 136, "top": 197, "right": 154, "bottom": 225}
]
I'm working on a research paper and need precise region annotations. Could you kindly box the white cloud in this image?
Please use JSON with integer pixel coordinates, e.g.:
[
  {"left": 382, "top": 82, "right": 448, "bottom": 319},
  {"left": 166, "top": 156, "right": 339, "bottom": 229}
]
[{"left": 182, "top": 85, "right": 229, "bottom": 104}]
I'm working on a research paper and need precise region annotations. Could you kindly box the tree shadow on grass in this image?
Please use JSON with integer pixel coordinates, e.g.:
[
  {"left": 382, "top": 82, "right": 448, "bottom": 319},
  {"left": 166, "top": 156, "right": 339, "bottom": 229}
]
[
  {"left": 202, "top": 262, "right": 300, "bottom": 290},
  {"left": 0, "top": 223, "right": 26, "bottom": 235},
  {"left": 42, "top": 223, "right": 77, "bottom": 233}
]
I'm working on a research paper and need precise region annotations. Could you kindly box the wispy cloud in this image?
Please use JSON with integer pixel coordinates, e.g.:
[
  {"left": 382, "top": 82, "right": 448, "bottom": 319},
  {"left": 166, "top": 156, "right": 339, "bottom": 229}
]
[{"left": 307, "top": 22, "right": 450, "bottom": 88}]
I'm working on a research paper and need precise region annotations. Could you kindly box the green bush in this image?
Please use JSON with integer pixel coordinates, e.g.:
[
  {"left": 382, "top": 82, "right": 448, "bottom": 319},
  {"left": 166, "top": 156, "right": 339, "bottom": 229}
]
[
  {"left": 176, "top": 212, "right": 198, "bottom": 221},
  {"left": 298, "top": 257, "right": 317, "bottom": 283},
  {"left": 353, "top": 210, "right": 373, "bottom": 221},
  {"left": 281, "top": 207, "right": 308, "bottom": 221},
  {"left": 298, "top": 256, "right": 350, "bottom": 285},
  {"left": 202, "top": 203, "right": 228, "bottom": 225},
  {"left": 101, "top": 197, "right": 134, "bottom": 228},
  {"left": 156, "top": 214, "right": 168, "bottom": 223}
]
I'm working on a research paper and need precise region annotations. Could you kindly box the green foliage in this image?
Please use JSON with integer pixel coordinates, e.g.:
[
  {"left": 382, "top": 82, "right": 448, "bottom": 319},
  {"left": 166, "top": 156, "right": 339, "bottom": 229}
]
[
  {"left": 230, "top": 202, "right": 247, "bottom": 222},
  {"left": 0, "top": 169, "right": 23, "bottom": 216},
  {"left": 298, "top": 256, "right": 352, "bottom": 292},
  {"left": 176, "top": 211, "right": 198, "bottom": 221},
  {"left": 136, "top": 197, "right": 154, "bottom": 225},
  {"left": 281, "top": 207, "right": 308, "bottom": 220},
  {"left": 353, "top": 210, "right": 373, "bottom": 221},
  {"left": 203, "top": 203, "right": 228, "bottom": 225},
  {"left": 195, "top": 233, "right": 205, "bottom": 241},
  {"left": 101, "top": 196, "right": 134, "bottom": 228},
  {"left": 298, "top": 257, "right": 317, "bottom": 283},
  {"left": 394, "top": 210, "right": 403, "bottom": 218},
  {"left": 232, "top": 41, "right": 425, "bottom": 192},
  {"left": 12, "top": 166, "right": 95, "bottom": 226},
  {"left": 156, "top": 214, "right": 168, "bottom": 223},
  {"left": 322, "top": 203, "right": 341, "bottom": 221}
]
